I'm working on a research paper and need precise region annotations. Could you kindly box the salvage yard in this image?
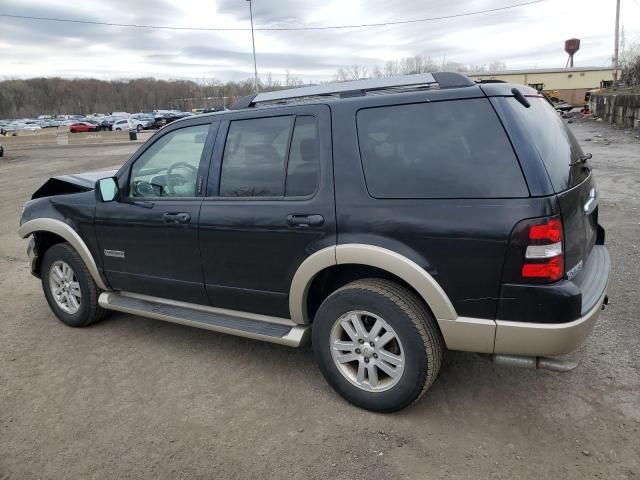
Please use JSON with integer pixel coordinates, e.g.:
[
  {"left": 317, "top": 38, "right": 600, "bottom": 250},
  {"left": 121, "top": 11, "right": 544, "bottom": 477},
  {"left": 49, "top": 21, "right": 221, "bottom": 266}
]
[{"left": 0, "top": 118, "right": 639, "bottom": 479}]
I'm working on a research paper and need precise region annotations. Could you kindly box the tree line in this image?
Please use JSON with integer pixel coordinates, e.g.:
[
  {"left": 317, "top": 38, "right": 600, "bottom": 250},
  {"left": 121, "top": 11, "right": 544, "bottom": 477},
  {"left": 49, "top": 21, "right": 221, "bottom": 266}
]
[
  {"left": 2, "top": 47, "right": 638, "bottom": 118},
  {"left": 335, "top": 56, "right": 507, "bottom": 81},
  {"left": 0, "top": 76, "right": 285, "bottom": 118},
  {"left": 0, "top": 57, "right": 504, "bottom": 118}
]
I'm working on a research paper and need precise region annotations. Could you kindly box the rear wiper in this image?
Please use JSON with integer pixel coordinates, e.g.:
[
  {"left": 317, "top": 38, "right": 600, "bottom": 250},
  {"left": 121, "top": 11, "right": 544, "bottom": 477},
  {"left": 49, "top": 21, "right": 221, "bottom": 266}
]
[{"left": 569, "top": 153, "right": 592, "bottom": 166}]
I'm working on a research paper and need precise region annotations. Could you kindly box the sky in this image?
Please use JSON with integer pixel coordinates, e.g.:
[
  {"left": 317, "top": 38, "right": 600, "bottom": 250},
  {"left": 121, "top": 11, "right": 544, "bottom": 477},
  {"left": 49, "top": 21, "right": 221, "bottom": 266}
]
[{"left": 1, "top": 0, "right": 639, "bottom": 83}]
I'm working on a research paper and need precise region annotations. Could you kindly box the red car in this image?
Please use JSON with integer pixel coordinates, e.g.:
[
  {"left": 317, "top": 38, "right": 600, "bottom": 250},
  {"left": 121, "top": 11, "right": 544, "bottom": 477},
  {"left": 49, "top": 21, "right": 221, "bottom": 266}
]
[{"left": 69, "top": 122, "right": 98, "bottom": 133}]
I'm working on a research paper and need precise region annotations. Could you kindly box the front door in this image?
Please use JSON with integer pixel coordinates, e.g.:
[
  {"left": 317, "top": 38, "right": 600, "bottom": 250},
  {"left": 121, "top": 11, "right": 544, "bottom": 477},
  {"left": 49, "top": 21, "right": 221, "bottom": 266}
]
[
  {"left": 95, "top": 121, "right": 217, "bottom": 304},
  {"left": 199, "top": 105, "right": 335, "bottom": 317}
]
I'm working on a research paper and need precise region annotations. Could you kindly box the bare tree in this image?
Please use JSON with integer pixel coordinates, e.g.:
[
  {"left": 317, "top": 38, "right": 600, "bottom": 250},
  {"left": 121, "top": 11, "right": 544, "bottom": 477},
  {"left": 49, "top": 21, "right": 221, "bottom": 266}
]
[
  {"left": 620, "top": 39, "right": 640, "bottom": 86},
  {"left": 489, "top": 60, "right": 507, "bottom": 72},
  {"left": 384, "top": 60, "right": 401, "bottom": 77}
]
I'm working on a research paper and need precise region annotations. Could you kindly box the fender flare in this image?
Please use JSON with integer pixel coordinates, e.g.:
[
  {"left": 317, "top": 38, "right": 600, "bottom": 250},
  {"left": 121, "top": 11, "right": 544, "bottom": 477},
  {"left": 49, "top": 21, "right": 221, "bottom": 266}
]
[
  {"left": 288, "top": 243, "right": 458, "bottom": 325},
  {"left": 17, "top": 218, "right": 110, "bottom": 291}
]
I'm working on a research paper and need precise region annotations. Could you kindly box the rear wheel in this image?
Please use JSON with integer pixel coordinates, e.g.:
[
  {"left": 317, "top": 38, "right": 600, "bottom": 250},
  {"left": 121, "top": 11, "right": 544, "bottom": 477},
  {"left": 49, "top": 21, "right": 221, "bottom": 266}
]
[
  {"left": 312, "top": 278, "right": 443, "bottom": 412},
  {"left": 41, "top": 243, "right": 106, "bottom": 327}
]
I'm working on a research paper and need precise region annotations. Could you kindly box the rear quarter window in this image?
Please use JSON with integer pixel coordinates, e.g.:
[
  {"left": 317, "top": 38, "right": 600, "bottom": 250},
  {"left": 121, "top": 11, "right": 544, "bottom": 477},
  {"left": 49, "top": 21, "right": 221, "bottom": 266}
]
[
  {"left": 491, "top": 97, "right": 589, "bottom": 192},
  {"left": 356, "top": 98, "right": 529, "bottom": 199}
]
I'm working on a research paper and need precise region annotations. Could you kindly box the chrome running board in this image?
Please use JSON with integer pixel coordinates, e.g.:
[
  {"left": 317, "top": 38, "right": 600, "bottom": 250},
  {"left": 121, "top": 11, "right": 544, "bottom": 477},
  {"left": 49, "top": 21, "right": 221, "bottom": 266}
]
[{"left": 98, "top": 291, "right": 310, "bottom": 347}]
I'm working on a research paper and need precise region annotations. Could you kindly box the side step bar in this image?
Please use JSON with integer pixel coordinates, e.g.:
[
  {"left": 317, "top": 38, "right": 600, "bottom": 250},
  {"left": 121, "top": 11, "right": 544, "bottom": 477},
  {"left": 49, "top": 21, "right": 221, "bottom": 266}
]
[{"left": 98, "top": 292, "right": 310, "bottom": 347}]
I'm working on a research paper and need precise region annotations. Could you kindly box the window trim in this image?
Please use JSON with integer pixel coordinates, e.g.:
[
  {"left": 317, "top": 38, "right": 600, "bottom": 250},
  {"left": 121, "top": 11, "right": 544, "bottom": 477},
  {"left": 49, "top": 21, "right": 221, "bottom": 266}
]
[
  {"left": 209, "top": 113, "right": 321, "bottom": 201},
  {"left": 123, "top": 121, "right": 217, "bottom": 201}
]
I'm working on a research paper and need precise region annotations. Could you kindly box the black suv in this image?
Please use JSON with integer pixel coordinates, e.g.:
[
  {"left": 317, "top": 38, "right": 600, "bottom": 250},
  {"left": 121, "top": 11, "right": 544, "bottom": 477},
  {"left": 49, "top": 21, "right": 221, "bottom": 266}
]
[{"left": 18, "top": 72, "right": 610, "bottom": 412}]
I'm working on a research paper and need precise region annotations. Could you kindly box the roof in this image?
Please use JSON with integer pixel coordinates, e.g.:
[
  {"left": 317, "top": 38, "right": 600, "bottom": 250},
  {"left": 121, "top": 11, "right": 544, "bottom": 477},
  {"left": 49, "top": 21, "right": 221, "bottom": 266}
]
[{"left": 231, "top": 72, "right": 474, "bottom": 109}]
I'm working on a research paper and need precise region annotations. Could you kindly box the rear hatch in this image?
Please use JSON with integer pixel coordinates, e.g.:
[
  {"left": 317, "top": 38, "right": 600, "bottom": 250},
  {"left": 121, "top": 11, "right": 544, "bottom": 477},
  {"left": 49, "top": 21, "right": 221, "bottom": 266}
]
[{"left": 490, "top": 93, "right": 598, "bottom": 279}]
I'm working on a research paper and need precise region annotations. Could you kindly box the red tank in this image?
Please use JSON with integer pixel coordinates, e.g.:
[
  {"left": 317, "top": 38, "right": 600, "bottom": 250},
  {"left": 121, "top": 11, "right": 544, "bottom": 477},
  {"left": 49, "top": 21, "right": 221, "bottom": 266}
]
[{"left": 565, "top": 38, "right": 580, "bottom": 56}]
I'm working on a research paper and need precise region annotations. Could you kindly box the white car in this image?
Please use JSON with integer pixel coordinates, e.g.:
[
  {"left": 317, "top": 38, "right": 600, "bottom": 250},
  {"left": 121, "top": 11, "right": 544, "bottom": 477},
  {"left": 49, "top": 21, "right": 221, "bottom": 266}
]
[
  {"left": 6, "top": 122, "right": 42, "bottom": 132},
  {"left": 113, "top": 118, "right": 148, "bottom": 132},
  {"left": 112, "top": 119, "right": 133, "bottom": 131}
]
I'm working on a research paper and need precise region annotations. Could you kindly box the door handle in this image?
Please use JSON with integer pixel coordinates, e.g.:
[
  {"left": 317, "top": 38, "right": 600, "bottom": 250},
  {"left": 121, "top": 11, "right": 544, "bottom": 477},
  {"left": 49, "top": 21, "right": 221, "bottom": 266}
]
[
  {"left": 163, "top": 212, "right": 191, "bottom": 224},
  {"left": 287, "top": 214, "right": 324, "bottom": 228}
]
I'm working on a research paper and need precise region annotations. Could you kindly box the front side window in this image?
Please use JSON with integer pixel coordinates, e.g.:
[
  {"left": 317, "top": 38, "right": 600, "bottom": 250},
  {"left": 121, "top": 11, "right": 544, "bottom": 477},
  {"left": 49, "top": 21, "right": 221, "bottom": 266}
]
[
  {"left": 129, "top": 124, "right": 210, "bottom": 198},
  {"left": 219, "top": 115, "right": 319, "bottom": 197}
]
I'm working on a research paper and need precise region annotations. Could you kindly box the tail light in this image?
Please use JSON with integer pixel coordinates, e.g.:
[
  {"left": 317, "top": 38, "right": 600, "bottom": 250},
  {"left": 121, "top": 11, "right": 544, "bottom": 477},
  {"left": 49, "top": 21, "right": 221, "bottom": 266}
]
[
  {"left": 502, "top": 215, "right": 565, "bottom": 284},
  {"left": 521, "top": 217, "right": 564, "bottom": 282}
]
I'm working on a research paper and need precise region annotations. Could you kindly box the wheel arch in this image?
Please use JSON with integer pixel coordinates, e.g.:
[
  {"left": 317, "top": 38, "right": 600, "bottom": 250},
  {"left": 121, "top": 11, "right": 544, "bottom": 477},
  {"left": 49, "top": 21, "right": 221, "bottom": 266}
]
[
  {"left": 18, "top": 218, "right": 110, "bottom": 291},
  {"left": 289, "top": 244, "right": 458, "bottom": 325}
]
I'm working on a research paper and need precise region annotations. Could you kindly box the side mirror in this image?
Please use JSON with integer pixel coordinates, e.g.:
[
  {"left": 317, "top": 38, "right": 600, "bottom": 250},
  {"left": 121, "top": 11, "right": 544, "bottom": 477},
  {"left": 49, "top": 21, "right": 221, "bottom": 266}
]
[{"left": 95, "top": 177, "right": 119, "bottom": 202}]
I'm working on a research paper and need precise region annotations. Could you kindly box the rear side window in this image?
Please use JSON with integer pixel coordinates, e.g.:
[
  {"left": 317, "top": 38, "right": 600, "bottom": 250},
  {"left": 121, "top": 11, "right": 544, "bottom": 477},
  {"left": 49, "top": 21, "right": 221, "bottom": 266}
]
[
  {"left": 492, "top": 97, "right": 588, "bottom": 192},
  {"left": 285, "top": 116, "right": 319, "bottom": 196},
  {"left": 356, "top": 99, "right": 528, "bottom": 198},
  {"left": 219, "top": 115, "right": 319, "bottom": 197}
]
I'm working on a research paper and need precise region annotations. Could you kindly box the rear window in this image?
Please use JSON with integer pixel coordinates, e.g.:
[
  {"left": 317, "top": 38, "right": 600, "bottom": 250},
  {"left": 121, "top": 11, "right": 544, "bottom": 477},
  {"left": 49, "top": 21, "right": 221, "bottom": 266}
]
[
  {"left": 492, "top": 97, "right": 589, "bottom": 192},
  {"left": 356, "top": 99, "right": 528, "bottom": 199}
]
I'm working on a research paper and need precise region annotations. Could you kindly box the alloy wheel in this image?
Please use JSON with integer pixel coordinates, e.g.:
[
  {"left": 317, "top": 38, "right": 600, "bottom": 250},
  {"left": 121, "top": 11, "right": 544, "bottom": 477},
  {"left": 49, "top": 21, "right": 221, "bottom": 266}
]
[
  {"left": 330, "top": 310, "right": 405, "bottom": 392},
  {"left": 49, "top": 260, "right": 82, "bottom": 314}
]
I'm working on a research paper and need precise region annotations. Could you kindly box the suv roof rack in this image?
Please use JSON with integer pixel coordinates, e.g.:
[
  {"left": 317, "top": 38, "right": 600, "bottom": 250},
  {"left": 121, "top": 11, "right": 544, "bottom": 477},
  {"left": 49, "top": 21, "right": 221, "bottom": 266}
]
[{"left": 230, "top": 71, "right": 473, "bottom": 109}]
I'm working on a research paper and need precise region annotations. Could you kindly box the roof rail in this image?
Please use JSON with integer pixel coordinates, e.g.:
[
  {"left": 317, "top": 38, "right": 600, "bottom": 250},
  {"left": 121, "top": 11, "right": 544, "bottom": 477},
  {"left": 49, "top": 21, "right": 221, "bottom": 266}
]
[{"left": 229, "top": 72, "right": 473, "bottom": 109}]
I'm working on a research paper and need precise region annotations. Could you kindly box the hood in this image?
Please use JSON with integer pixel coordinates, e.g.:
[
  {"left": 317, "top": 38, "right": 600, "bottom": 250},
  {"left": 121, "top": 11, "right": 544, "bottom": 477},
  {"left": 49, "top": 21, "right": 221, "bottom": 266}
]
[{"left": 32, "top": 169, "right": 118, "bottom": 199}]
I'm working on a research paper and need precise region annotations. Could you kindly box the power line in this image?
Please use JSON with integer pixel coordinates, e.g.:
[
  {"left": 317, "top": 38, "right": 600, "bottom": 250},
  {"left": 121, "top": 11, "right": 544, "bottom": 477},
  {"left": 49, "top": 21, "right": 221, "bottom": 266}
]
[{"left": 0, "top": 1, "right": 548, "bottom": 32}]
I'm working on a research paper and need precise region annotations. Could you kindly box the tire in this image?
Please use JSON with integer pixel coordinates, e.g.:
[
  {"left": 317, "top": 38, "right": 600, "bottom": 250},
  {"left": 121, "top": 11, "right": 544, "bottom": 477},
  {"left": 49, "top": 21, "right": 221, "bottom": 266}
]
[
  {"left": 312, "top": 278, "right": 443, "bottom": 412},
  {"left": 136, "top": 124, "right": 143, "bottom": 132},
  {"left": 41, "top": 243, "right": 106, "bottom": 328},
  {"left": 70, "top": 129, "right": 76, "bottom": 133},
  {"left": 115, "top": 128, "right": 121, "bottom": 131}
]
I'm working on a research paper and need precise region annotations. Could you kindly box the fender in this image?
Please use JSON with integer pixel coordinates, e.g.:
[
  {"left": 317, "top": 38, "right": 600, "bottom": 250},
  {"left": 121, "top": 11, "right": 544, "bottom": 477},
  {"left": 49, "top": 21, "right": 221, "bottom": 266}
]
[
  {"left": 288, "top": 243, "right": 496, "bottom": 353},
  {"left": 17, "top": 218, "right": 110, "bottom": 291},
  {"left": 289, "top": 243, "right": 458, "bottom": 323}
]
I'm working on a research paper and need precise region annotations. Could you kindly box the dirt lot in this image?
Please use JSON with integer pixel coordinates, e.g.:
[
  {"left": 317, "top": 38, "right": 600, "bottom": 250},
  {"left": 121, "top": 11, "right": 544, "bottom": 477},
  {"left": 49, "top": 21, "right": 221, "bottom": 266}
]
[{"left": 1, "top": 119, "right": 639, "bottom": 479}]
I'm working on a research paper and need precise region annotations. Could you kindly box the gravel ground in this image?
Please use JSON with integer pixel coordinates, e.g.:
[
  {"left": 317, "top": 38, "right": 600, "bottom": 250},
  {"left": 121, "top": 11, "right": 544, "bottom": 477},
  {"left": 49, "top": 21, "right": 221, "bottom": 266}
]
[{"left": 0, "top": 118, "right": 639, "bottom": 479}]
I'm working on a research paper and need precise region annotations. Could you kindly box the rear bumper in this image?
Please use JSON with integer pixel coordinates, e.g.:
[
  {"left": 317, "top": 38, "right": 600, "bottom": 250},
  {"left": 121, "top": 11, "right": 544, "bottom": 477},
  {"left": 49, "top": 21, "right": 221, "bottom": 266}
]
[
  {"left": 493, "top": 288, "right": 608, "bottom": 356},
  {"left": 494, "top": 245, "right": 610, "bottom": 356},
  {"left": 441, "top": 245, "right": 610, "bottom": 356}
]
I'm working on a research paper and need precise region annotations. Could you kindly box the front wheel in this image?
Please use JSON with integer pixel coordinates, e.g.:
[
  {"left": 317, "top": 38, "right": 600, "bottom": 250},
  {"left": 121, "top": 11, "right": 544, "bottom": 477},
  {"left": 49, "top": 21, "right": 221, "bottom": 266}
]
[
  {"left": 136, "top": 124, "right": 143, "bottom": 132},
  {"left": 41, "top": 243, "right": 106, "bottom": 327},
  {"left": 312, "top": 279, "right": 443, "bottom": 412}
]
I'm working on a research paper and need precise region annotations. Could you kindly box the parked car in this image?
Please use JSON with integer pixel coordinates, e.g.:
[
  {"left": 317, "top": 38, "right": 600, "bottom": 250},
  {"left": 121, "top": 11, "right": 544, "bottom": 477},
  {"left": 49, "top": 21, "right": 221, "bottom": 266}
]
[
  {"left": 98, "top": 118, "right": 116, "bottom": 131},
  {"left": 130, "top": 114, "right": 154, "bottom": 130},
  {"left": 18, "top": 72, "right": 610, "bottom": 412},
  {"left": 151, "top": 115, "right": 168, "bottom": 129},
  {"left": 69, "top": 122, "right": 98, "bottom": 133},
  {"left": 82, "top": 119, "right": 102, "bottom": 130},
  {"left": 6, "top": 122, "right": 42, "bottom": 132},
  {"left": 46, "top": 119, "right": 69, "bottom": 128},
  {"left": 112, "top": 119, "right": 135, "bottom": 132}
]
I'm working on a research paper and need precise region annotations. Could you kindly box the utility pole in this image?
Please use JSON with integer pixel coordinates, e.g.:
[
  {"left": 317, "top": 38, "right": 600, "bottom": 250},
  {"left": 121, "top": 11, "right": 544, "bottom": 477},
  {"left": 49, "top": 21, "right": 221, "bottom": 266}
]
[
  {"left": 613, "top": 0, "right": 620, "bottom": 85},
  {"left": 247, "top": 0, "right": 259, "bottom": 93}
]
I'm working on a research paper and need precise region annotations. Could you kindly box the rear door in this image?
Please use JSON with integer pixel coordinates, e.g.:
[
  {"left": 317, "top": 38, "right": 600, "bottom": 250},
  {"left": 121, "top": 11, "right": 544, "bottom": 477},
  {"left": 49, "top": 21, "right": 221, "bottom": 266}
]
[
  {"left": 490, "top": 95, "right": 597, "bottom": 276},
  {"left": 199, "top": 105, "right": 335, "bottom": 318}
]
